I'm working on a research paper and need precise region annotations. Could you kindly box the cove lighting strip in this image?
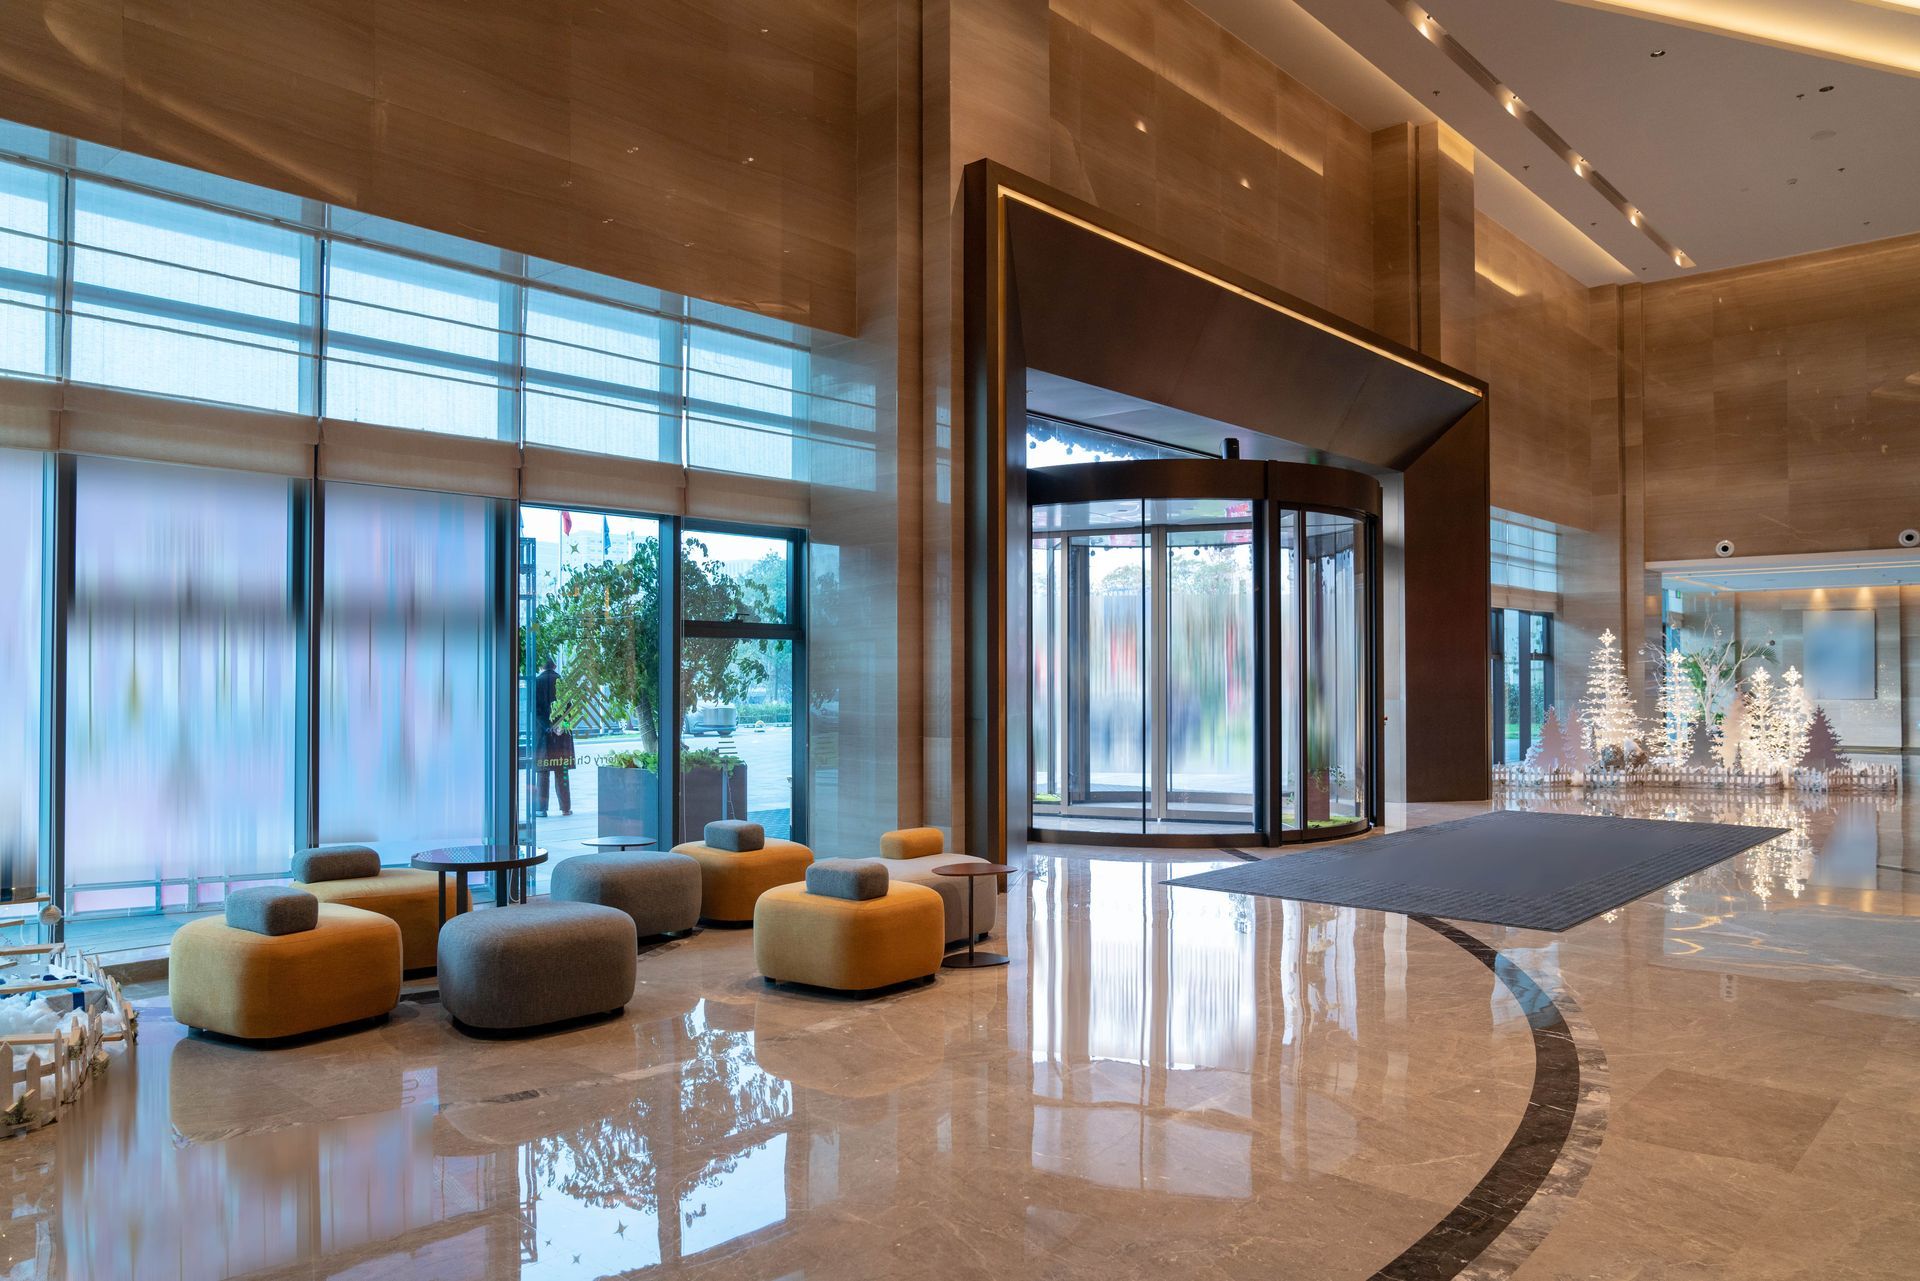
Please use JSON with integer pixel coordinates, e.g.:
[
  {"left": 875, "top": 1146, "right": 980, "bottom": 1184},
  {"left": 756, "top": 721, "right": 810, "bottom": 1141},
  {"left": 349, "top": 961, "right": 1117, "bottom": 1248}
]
[
  {"left": 999, "top": 188, "right": 1486, "bottom": 399},
  {"left": 1392, "top": 0, "right": 1695, "bottom": 270}
]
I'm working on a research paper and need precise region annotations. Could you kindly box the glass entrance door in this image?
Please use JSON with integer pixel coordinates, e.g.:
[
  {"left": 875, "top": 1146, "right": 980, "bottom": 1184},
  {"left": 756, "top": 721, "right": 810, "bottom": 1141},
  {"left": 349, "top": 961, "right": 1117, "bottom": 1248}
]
[{"left": 1031, "top": 499, "right": 1255, "bottom": 836}]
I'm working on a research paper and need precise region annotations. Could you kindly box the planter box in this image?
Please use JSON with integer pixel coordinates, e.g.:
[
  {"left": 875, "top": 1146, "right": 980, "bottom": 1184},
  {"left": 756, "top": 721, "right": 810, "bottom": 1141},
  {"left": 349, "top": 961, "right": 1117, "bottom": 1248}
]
[
  {"left": 679, "top": 764, "right": 748, "bottom": 844},
  {"left": 597, "top": 766, "right": 658, "bottom": 841}
]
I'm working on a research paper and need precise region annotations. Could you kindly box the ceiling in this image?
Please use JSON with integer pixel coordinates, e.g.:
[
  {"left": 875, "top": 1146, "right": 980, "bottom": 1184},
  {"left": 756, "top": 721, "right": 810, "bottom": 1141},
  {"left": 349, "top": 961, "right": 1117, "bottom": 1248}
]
[
  {"left": 1652, "top": 548, "right": 1920, "bottom": 593},
  {"left": 1191, "top": 0, "right": 1920, "bottom": 283}
]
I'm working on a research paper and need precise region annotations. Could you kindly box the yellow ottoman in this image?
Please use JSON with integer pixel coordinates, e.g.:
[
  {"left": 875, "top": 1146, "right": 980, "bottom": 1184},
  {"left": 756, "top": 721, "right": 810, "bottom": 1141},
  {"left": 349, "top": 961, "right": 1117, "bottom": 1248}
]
[
  {"left": 754, "top": 879, "right": 945, "bottom": 992},
  {"left": 674, "top": 823, "right": 813, "bottom": 924},
  {"left": 170, "top": 903, "right": 402, "bottom": 1041},
  {"left": 292, "top": 845, "right": 458, "bottom": 970}
]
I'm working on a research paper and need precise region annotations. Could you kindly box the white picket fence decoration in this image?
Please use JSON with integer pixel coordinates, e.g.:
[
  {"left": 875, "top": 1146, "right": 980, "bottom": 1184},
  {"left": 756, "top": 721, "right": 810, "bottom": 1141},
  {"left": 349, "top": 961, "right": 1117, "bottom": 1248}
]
[{"left": 0, "top": 950, "right": 137, "bottom": 1138}]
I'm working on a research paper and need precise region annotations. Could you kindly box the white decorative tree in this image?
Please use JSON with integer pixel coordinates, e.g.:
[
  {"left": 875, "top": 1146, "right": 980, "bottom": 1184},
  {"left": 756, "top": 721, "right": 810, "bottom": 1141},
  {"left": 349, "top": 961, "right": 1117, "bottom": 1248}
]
[
  {"left": 1579, "top": 629, "right": 1641, "bottom": 768},
  {"left": 1683, "top": 714, "right": 1717, "bottom": 770},
  {"left": 1529, "top": 707, "right": 1572, "bottom": 772},
  {"left": 1774, "top": 667, "right": 1812, "bottom": 776},
  {"left": 1654, "top": 647, "right": 1701, "bottom": 765},
  {"left": 1715, "top": 693, "right": 1747, "bottom": 770},
  {"left": 1742, "top": 667, "right": 1778, "bottom": 774},
  {"left": 1802, "top": 705, "right": 1848, "bottom": 770}
]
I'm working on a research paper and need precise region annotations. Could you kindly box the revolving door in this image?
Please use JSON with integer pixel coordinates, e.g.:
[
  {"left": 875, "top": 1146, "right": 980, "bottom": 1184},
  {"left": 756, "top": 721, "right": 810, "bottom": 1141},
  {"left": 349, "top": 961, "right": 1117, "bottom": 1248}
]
[{"left": 1028, "top": 460, "right": 1379, "bottom": 846}]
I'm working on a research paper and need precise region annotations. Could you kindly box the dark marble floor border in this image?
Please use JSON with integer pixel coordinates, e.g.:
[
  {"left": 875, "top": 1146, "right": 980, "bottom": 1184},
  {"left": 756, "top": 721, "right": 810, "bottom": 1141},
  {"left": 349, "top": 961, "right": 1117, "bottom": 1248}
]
[{"left": 1368, "top": 915, "right": 1607, "bottom": 1280}]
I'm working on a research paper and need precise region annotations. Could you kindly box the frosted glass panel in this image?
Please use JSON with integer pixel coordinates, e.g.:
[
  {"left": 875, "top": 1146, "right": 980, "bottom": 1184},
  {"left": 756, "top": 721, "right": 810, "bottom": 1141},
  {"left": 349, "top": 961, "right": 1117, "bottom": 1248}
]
[
  {"left": 70, "top": 180, "right": 311, "bottom": 411},
  {"left": 1166, "top": 526, "right": 1255, "bottom": 827},
  {"left": 324, "top": 244, "right": 510, "bottom": 438},
  {"left": 524, "top": 289, "right": 679, "bottom": 461},
  {"left": 1305, "top": 512, "right": 1363, "bottom": 826},
  {"left": 0, "top": 159, "right": 58, "bottom": 379},
  {"left": 320, "top": 483, "right": 492, "bottom": 862},
  {"left": 0, "top": 450, "right": 42, "bottom": 901},
  {"left": 65, "top": 458, "right": 296, "bottom": 910}
]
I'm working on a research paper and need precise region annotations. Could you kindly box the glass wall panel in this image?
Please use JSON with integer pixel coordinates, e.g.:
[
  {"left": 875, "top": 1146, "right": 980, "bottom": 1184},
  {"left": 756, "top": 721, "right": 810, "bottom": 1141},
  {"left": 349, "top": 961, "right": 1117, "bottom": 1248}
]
[
  {"left": 519, "top": 506, "right": 664, "bottom": 888},
  {"left": 320, "top": 482, "right": 491, "bottom": 862},
  {"left": 0, "top": 450, "right": 42, "bottom": 900},
  {"left": 324, "top": 244, "right": 511, "bottom": 438},
  {"left": 69, "top": 181, "right": 312, "bottom": 412},
  {"left": 65, "top": 457, "right": 296, "bottom": 913},
  {"left": 1277, "top": 514, "right": 1301, "bottom": 832},
  {"left": 1305, "top": 512, "right": 1363, "bottom": 827},
  {"left": 685, "top": 327, "right": 804, "bottom": 478},
  {"left": 681, "top": 531, "right": 790, "bottom": 625},
  {"left": 680, "top": 638, "right": 794, "bottom": 840},
  {"left": 523, "top": 289, "right": 680, "bottom": 462},
  {"left": 0, "top": 159, "right": 58, "bottom": 379},
  {"left": 1164, "top": 522, "right": 1255, "bottom": 829}
]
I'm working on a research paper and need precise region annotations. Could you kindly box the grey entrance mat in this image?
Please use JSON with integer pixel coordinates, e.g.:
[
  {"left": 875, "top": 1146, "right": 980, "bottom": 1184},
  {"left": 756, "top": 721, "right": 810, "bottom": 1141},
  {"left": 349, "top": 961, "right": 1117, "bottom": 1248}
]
[{"left": 1164, "top": 810, "right": 1789, "bottom": 932}]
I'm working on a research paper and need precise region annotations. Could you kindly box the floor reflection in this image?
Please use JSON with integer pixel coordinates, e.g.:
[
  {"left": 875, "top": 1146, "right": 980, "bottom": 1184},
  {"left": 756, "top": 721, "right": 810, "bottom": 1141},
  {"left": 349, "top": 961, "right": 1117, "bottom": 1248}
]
[{"left": 7, "top": 773, "right": 1916, "bottom": 1279}]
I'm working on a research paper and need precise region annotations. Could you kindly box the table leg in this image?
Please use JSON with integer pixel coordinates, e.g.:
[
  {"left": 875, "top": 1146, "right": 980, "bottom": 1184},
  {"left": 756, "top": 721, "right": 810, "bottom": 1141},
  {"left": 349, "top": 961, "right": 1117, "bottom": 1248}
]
[
  {"left": 437, "top": 871, "right": 447, "bottom": 929},
  {"left": 965, "top": 885, "right": 977, "bottom": 963},
  {"left": 458, "top": 873, "right": 471, "bottom": 917}
]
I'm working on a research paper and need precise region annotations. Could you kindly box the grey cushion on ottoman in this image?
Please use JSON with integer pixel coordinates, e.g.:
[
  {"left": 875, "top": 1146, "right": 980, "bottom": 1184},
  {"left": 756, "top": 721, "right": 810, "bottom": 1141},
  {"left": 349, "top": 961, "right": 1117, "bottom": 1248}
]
[
  {"left": 225, "top": 886, "right": 319, "bottom": 936},
  {"left": 550, "top": 852, "right": 700, "bottom": 940},
  {"left": 291, "top": 844, "right": 382, "bottom": 883},
  {"left": 704, "top": 820, "right": 764, "bottom": 852},
  {"left": 438, "top": 902, "right": 637, "bottom": 1033},
  {"left": 805, "top": 858, "right": 889, "bottom": 901}
]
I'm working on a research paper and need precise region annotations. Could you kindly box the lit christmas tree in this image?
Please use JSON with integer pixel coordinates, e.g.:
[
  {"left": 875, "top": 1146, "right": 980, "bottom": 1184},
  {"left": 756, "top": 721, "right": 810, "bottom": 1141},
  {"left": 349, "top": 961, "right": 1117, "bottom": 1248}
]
[
  {"left": 1654, "top": 648, "right": 1701, "bottom": 765},
  {"left": 1741, "top": 666, "right": 1813, "bottom": 778},
  {"left": 1774, "top": 668, "right": 1812, "bottom": 775},
  {"left": 1579, "top": 629, "right": 1641, "bottom": 768},
  {"left": 1715, "top": 694, "right": 1747, "bottom": 770},
  {"left": 1801, "top": 705, "right": 1849, "bottom": 771}
]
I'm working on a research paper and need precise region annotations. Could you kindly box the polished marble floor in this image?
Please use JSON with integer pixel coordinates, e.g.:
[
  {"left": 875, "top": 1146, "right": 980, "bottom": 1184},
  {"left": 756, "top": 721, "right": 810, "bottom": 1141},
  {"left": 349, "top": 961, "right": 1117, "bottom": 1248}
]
[{"left": 4, "top": 778, "right": 1919, "bottom": 1279}]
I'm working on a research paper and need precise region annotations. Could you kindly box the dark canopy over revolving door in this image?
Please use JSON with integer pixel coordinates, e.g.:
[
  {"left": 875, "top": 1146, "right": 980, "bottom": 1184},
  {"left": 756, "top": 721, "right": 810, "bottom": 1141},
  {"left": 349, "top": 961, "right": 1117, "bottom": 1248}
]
[{"left": 1028, "top": 459, "right": 1380, "bottom": 847}]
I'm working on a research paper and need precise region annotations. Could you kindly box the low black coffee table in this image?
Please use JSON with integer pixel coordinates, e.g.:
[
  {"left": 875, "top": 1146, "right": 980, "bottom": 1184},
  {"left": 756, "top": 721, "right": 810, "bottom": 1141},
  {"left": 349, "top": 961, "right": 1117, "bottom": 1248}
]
[{"left": 412, "top": 845, "right": 549, "bottom": 926}]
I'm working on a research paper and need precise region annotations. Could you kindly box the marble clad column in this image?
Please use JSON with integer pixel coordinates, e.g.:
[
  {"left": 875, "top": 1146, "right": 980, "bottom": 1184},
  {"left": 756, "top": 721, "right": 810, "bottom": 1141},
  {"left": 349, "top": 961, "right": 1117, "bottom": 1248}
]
[{"left": 920, "top": 0, "right": 1051, "bottom": 853}]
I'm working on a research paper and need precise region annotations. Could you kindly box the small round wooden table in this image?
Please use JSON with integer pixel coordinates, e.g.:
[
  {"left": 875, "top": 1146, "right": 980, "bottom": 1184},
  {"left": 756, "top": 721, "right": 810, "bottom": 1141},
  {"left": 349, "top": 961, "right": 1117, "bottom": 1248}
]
[
  {"left": 412, "top": 845, "right": 549, "bottom": 927},
  {"left": 933, "top": 862, "right": 1016, "bottom": 969},
  {"left": 578, "top": 836, "right": 659, "bottom": 852}
]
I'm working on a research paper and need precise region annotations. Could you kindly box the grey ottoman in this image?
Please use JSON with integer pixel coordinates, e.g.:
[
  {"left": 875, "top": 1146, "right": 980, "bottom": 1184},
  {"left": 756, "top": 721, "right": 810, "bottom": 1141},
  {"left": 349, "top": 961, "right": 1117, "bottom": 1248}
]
[
  {"left": 550, "top": 852, "right": 700, "bottom": 941},
  {"left": 438, "top": 902, "right": 637, "bottom": 1033}
]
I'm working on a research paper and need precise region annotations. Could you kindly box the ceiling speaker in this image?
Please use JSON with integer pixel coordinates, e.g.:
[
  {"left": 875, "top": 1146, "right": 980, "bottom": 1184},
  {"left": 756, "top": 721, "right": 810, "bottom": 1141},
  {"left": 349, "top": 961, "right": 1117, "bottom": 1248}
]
[{"left": 1714, "top": 540, "right": 1735, "bottom": 558}]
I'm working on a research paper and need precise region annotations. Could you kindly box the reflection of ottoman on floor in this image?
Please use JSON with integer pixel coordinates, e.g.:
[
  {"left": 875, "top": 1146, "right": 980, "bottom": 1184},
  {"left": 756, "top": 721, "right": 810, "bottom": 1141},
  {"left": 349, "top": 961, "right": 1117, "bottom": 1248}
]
[
  {"left": 877, "top": 827, "right": 997, "bottom": 945},
  {"left": 673, "top": 821, "right": 813, "bottom": 924},
  {"left": 170, "top": 889, "right": 402, "bottom": 1041},
  {"left": 755, "top": 860, "right": 944, "bottom": 993},
  {"left": 550, "top": 852, "right": 701, "bottom": 940},
  {"left": 438, "top": 902, "right": 637, "bottom": 1033}
]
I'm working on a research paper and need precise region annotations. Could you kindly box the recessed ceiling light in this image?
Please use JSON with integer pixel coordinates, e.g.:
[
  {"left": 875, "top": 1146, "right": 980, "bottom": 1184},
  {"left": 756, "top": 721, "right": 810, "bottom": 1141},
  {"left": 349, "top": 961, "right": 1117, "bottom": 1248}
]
[
  {"left": 1819, "top": 85, "right": 1835, "bottom": 92},
  {"left": 1650, "top": 49, "right": 1666, "bottom": 57}
]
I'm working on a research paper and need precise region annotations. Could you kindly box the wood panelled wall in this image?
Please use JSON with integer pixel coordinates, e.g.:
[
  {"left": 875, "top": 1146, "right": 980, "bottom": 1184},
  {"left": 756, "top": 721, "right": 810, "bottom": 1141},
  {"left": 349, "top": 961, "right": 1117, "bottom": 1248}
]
[
  {"left": 1632, "top": 233, "right": 1920, "bottom": 563},
  {"left": 1046, "top": 0, "right": 1373, "bottom": 329},
  {"left": 0, "top": 0, "right": 860, "bottom": 332}
]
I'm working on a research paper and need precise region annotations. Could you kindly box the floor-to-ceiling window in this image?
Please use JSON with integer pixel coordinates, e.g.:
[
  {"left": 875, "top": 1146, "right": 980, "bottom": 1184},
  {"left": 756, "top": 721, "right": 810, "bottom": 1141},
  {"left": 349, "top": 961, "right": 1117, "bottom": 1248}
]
[
  {"left": 320, "top": 483, "right": 497, "bottom": 863},
  {"left": 1491, "top": 608, "right": 1555, "bottom": 764},
  {"left": 518, "top": 505, "right": 666, "bottom": 890},
  {"left": 64, "top": 457, "right": 298, "bottom": 914},
  {"left": 0, "top": 450, "right": 43, "bottom": 902},
  {"left": 0, "top": 124, "right": 843, "bottom": 947},
  {"left": 679, "top": 528, "right": 805, "bottom": 842}
]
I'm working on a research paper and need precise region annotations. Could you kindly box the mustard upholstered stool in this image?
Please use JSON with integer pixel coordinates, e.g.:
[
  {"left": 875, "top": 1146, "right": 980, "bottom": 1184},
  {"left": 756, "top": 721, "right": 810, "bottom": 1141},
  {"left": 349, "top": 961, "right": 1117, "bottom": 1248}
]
[
  {"left": 754, "top": 861, "right": 944, "bottom": 993},
  {"left": 673, "top": 821, "right": 813, "bottom": 924},
  {"left": 170, "top": 897, "right": 402, "bottom": 1041},
  {"left": 291, "top": 844, "right": 458, "bottom": 970},
  {"left": 877, "top": 827, "right": 997, "bottom": 946}
]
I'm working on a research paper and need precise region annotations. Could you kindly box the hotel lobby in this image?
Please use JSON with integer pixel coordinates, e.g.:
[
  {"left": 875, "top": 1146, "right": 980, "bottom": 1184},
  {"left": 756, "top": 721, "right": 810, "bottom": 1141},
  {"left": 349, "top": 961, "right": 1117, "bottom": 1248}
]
[{"left": 2, "top": 1, "right": 1919, "bottom": 1277}]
